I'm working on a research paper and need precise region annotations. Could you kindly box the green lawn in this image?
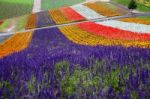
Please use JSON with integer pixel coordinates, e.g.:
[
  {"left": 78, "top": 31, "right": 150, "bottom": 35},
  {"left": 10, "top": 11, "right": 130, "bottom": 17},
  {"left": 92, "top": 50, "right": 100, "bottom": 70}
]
[
  {"left": 42, "top": 0, "right": 85, "bottom": 10},
  {"left": 15, "top": 15, "right": 29, "bottom": 32},
  {"left": 0, "top": 15, "right": 29, "bottom": 32},
  {"left": 138, "top": 16, "right": 150, "bottom": 20},
  {"left": 112, "top": 0, "right": 150, "bottom": 12},
  {"left": 0, "top": 0, "right": 34, "bottom": 20},
  {"left": 0, "top": 19, "right": 10, "bottom": 32}
]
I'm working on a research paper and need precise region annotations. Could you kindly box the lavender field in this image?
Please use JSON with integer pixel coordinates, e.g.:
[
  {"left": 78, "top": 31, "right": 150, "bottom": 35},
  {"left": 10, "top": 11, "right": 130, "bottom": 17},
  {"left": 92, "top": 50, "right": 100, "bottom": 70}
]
[
  {"left": 0, "top": 0, "right": 150, "bottom": 98},
  {"left": 0, "top": 27, "right": 150, "bottom": 98}
]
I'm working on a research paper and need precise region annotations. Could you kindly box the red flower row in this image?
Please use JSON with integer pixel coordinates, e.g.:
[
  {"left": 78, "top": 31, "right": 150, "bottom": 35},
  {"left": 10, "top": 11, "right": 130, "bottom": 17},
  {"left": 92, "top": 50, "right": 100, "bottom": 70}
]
[
  {"left": 77, "top": 22, "right": 150, "bottom": 41},
  {"left": 60, "top": 7, "right": 85, "bottom": 21}
]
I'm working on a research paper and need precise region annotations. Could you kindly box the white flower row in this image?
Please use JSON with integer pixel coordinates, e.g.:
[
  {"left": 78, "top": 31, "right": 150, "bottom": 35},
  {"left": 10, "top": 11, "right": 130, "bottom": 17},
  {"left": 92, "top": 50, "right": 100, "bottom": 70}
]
[
  {"left": 71, "top": 4, "right": 104, "bottom": 19},
  {"left": 96, "top": 20, "right": 150, "bottom": 34}
]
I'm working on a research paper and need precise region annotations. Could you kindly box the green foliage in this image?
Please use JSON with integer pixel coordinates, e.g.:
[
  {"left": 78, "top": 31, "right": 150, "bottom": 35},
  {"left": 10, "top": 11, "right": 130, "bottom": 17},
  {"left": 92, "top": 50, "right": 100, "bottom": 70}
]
[
  {"left": 60, "top": 75, "right": 77, "bottom": 96},
  {"left": 104, "top": 69, "right": 120, "bottom": 89},
  {"left": 0, "top": 81, "right": 14, "bottom": 98},
  {"left": 113, "top": 0, "right": 150, "bottom": 12},
  {"left": 131, "top": 91, "right": 138, "bottom": 99},
  {"left": 27, "top": 75, "right": 36, "bottom": 94},
  {"left": 128, "top": 0, "right": 137, "bottom": 9},
  {"left": 60, "top": 69, "right": 100, "bottom": 96},
  {"left": 54, "top": 60, "right": 69, "bottom": 77}
]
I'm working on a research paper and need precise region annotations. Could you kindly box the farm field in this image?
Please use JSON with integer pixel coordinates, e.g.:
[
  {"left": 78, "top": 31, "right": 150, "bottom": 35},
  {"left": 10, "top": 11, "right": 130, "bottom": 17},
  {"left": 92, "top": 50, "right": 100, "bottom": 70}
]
[
  {"left": 41, "top": 0, "right": 85, "bottom": 10},
  {"left": 0, "top": 0, "right": 34, "bottom": 20},
  {"left": 0, "top": 21, "right": 150, "bottom": 98},
  {"left": 0, "top": 0, "right": 150, "bottom": 98},
  {"left": 0, "top": 1, "right": 137, "bottom": 32}
]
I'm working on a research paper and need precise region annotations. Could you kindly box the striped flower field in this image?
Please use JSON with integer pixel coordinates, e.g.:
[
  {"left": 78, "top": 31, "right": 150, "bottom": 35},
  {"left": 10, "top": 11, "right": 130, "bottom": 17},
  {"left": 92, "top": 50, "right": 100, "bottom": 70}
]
[{"left": 0, "top": 1, "right": 150, "bottom": 99}]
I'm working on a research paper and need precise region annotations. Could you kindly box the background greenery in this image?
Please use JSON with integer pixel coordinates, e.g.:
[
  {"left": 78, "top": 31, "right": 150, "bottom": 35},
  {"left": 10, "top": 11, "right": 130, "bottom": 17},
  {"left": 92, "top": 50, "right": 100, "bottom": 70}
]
[
  {"left": 112, "top": 0, "right": 150, "bottom": 12},
  {"left": 0, "top": 0, "right": 34, "bottom": 20},
  {"left": 42, "top": 0, "right": 85, "bottom": 10}
]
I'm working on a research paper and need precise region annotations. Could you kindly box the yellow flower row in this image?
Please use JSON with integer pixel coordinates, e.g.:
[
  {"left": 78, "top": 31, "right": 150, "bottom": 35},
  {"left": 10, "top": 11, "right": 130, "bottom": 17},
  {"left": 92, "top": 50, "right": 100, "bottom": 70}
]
[
  {"left": 59, "top": 25, "right": 150, "bottom": 48},
  {"left": 0, "top": 32, "right": 32, "bottom": 58},
  {"left": 119, "top": 18, "right": 150, "bottom": 25},
  {"left": 84, "top": 3, "right": 120, "bottom": 17},
  {"left": 48, "top": 8, "right": 71, "bottom": 24}
]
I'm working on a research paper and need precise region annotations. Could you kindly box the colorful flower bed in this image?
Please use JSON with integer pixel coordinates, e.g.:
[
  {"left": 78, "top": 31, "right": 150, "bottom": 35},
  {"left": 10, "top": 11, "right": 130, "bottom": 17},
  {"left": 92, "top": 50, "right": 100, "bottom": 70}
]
[
  {"left": 71, "top": 4, "right": 104, "bottom": 19},
  {"left": 97, "top": 20, "right": 150, "bottom": 33},
  {"left": 84, "top": 3, "right": 121, "bottom": 17},
  {"left": 120, "top": 18, "right": 150, "bottom": 25},
  {"left": 0, "top": 32, "right": 32, "bottom": 58},
  {"left": 36, "top": 11, "right": 55, "bottom": 28},
  {"left": 59, "top": 25, "right": 150, "bottom": 48},
  {"left": 78, "top": 21, "right": 150, "bottom": 41},
  {"left": 48, "top": 8, "right": 71, "bottom": 24},
  {"left": 0, "top": 27, "right": 150, "bottom": 98},
  {"left": 25, "top": 14, "right": 36, "bottom": 29},
  {"left": 59, "top": 7, "right": 85, "bottom": 21},
  {"left": 0, "top": 2, "right": 150, "bottom": 98}
]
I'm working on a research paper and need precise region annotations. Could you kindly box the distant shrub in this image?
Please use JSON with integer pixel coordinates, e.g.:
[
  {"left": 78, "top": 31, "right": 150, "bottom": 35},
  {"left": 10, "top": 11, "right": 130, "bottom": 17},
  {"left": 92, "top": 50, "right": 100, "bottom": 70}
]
[{"left": 128, "top": 0, "right": 137, "bottom": 9}]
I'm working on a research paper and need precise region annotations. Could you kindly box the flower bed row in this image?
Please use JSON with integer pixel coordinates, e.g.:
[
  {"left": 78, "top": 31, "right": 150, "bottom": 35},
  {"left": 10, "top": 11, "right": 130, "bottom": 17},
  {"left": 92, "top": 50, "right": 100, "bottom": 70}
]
[
  {"left": 120, "top": 18, "right": 150, "bottom": 25},
  {"left": 96, "top": 1, "right": 127, "bottom": 15},
  {"left": 0, "top": 32, "right": 32, "bottom": 58},
  {"left": 78, "top": 21, "right": 150, "bottom": 41},
  {"left": 59, "top": 25, "right": 150, "bottom": 48},
  {"left": 84, "top": 3, "right": 120, "bottom": 17},
  {"left": 48, "top": 8, "right": 71, "bottom": 24},
  {"left": 48, "top": 7, "right": 85, "bottom": 25},
  {"left": 71, "top": 4, "right": 104, "bottom": 19},
  {"left": 36, "top": 11, "right": 55, "bottom": 28},
  {"left": 59, "top": 7, "right": 85, "bottom": 21},
  {"left": 97, "top": 20, "right": 150, "bottom": 33},
  {"left": 0, "top": 27, "right": 149, "bottom": 98},
  {"left": 25, "top": 14, "right": 36, "bottom": 29}
]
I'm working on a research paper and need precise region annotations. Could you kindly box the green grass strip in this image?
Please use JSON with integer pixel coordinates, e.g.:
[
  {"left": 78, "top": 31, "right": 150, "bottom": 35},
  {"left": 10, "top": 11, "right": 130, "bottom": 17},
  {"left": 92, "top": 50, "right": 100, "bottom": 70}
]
[
  {"left": 0, "top": 0, "right": 34, "bottom": 20},
  {"left": 15, "top": 15, "right": 28, "bottom": 31},
  {"left": 0, "top": 19, "right": 11, "bottom": 32},
  {"left": 42, "top": 0, "right": 85, "bottom": 10}
]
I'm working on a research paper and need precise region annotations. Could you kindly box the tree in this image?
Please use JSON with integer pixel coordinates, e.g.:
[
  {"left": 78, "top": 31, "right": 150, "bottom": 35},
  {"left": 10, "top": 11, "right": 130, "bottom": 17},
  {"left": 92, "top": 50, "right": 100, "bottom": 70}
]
[{"left": 128, "top": 0, "right": 137, "bottom": 9}]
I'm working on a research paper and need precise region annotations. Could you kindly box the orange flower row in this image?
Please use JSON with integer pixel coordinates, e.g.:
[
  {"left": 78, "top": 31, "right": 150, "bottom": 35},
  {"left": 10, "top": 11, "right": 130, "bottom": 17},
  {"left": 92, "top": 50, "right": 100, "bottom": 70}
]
[
  {"left": 119, "top": 18, "right": 150, "bottom": 25},
  {"left": 59, "top": 25, "right": 150, "bottom": 48},
  {"left": 0, "top": 32, "right": 32, "bottom": 58},
  {"left": 48, "top": 9, "right": 71, "bottom": 24},
  {"left": 84, "top": 3, "right": 120, "bottom": 17},
  {"left": 25, "top": 14, "right": 36, "bottom": 29}
]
